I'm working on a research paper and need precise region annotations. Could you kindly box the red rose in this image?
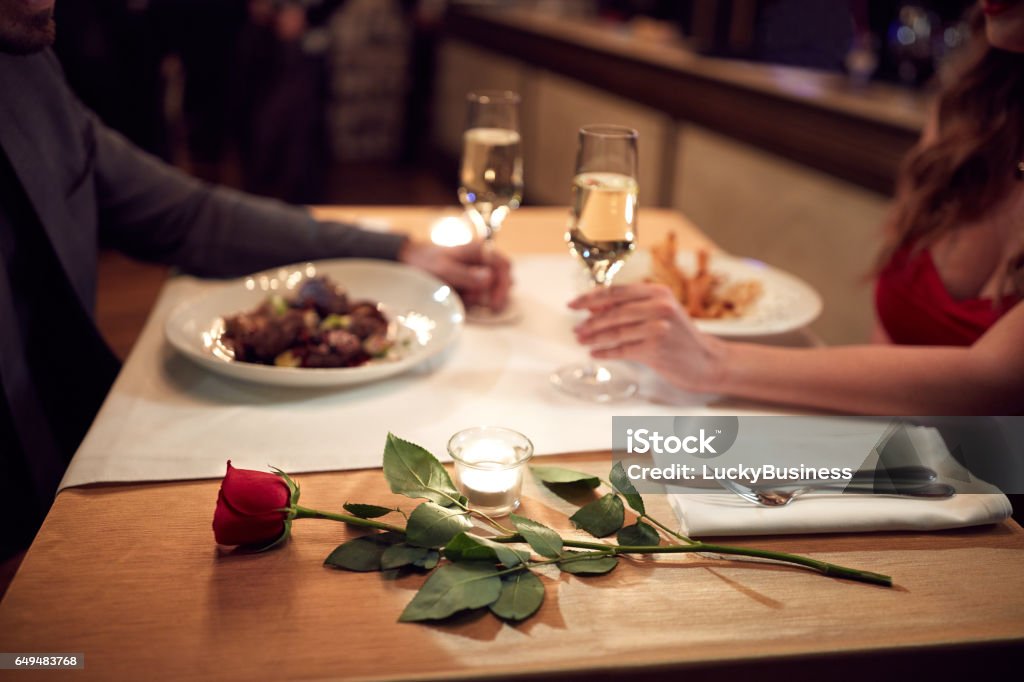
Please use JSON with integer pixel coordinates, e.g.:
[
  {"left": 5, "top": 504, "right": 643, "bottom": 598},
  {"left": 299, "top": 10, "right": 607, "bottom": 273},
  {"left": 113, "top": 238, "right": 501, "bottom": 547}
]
[{"left": 213, "top": 461, "right": 293, "bottom": 547}]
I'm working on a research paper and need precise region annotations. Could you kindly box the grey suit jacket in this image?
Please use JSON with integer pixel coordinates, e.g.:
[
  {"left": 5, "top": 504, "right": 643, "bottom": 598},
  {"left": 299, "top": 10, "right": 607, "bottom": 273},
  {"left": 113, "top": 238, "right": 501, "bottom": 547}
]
[{"left": 0, "top": 49, "right": 406, "bottom": 547}]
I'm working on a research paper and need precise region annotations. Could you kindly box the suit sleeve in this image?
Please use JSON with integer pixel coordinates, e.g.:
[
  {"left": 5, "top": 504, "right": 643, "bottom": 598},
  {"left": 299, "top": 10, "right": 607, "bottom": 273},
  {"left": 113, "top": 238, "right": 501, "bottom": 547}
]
[{"left": 89, "top": 113, "right": 407, "bottom": 277}]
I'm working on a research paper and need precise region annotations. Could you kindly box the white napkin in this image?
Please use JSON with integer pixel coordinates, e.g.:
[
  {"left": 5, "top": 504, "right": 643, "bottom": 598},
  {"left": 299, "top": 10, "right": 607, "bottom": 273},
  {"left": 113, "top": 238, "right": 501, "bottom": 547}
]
[{"left": 668, "top": 426, "right": 1012, "bottom": 536}]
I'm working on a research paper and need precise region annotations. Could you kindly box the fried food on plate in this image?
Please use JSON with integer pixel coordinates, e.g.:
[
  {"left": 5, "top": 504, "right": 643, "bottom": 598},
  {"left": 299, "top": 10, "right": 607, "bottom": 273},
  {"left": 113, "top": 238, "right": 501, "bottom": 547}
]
[{"left": 648, "top": 232, "right": 762, "bottom": 319}]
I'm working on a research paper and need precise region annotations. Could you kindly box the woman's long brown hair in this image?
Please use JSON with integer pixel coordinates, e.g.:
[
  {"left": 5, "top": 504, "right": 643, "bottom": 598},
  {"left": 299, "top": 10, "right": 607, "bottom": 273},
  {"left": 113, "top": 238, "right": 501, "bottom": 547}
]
[{"left": 880, "top": 8, "right": 1024, "bottom": 279}]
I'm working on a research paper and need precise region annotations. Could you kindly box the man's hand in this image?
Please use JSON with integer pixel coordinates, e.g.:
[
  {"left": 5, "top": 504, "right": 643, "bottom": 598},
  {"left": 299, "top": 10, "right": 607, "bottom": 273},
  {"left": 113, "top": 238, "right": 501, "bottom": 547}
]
[{"left": 398, "top": 240, "right": 512, "bottom": 312}]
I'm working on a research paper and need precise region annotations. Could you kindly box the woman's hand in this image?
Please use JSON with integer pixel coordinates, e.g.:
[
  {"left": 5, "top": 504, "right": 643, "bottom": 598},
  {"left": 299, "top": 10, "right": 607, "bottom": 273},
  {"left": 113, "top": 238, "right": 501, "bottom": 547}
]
[
  {"left": 399, "top": 239, "right": 512, "bottom": 312},
  {"left": 569, "top": 283, "right": 728, "bottom": 392}
]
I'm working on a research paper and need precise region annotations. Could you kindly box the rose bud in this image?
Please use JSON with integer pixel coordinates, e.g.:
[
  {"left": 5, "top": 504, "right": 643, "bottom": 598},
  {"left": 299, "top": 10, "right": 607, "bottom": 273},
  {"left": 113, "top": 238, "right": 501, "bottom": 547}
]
[{"left": 213, "top": 461, "right": 296, "bottom": 549}]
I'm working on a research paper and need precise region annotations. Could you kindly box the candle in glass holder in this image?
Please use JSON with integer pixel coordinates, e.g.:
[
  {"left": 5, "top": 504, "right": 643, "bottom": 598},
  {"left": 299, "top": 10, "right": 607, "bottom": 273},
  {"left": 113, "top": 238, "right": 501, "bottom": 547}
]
[{"left": 448, "top": 427, "right": 534, "bottom": 517}]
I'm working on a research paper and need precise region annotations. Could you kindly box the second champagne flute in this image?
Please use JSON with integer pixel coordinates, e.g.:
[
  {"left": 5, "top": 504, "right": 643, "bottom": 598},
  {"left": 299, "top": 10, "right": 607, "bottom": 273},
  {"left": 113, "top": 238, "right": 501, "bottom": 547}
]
[
  {"left": 458, "top": 90, "right": 523, "bottom": 320},
  {"left": 551, "top": 124, "right": 639, "bottom": 401}
]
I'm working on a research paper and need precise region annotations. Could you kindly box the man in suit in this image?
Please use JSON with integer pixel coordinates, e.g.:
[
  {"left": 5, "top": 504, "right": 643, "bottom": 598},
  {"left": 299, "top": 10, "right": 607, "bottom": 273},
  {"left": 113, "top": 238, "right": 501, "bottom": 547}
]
[{"left": 0, "top": 0, "right": 510, "bottom": 561}]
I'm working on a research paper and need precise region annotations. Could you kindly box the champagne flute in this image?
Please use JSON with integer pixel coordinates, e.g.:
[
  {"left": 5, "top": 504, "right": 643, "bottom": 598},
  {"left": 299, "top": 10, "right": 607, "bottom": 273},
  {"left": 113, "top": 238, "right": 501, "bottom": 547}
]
[
  {"left": 551, "top": 124, "right": 639, "bottom": 401},
  {"left": 458, "top": 90, "right": 523, "bottom": 320}
]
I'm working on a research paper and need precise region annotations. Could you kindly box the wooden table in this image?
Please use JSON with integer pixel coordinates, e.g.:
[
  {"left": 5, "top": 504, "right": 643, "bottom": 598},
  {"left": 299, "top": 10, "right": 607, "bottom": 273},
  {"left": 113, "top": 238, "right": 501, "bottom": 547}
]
[
  {"left": 2, "top": 456, "right": 1023, "bottom": 681},
  {"left": 1, "top": 208, "right": 1022, "bottom": 680},
  {"left": 311, "top": 205, "right": 718, "bottom": 255}
]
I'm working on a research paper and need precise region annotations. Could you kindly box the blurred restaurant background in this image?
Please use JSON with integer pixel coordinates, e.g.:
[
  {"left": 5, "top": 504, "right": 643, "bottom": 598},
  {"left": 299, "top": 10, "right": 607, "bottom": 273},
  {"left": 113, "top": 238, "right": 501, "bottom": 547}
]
[{"left": 60, "top": 0, "right": 976, "bottom": 355}]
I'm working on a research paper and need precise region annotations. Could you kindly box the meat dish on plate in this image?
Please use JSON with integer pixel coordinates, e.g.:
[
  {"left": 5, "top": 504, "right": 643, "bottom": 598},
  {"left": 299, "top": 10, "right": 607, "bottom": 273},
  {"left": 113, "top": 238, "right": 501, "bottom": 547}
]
[{"left": 221, "top": 276, "right": 393, "bottom": 368}]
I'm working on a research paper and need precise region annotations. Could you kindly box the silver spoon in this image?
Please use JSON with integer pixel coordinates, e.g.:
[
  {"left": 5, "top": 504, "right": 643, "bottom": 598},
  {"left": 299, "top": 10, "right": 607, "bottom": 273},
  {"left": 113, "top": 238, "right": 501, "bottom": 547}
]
[{"left": 718, "top": 478, "right": 956, "bottom": 508}]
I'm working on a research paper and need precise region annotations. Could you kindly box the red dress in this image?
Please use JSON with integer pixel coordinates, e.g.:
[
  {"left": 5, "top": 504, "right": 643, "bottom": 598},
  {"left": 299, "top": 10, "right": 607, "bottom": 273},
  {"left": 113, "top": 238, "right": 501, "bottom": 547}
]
[{"left": 875, "top": 246, "right": 1020, "bottom": 346}]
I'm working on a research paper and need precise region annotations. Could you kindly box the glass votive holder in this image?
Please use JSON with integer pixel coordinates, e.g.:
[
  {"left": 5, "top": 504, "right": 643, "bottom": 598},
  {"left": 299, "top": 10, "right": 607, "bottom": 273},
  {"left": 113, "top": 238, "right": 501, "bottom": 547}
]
[{"left": 448, "top": 426, "right": 534, "bottom": 517}]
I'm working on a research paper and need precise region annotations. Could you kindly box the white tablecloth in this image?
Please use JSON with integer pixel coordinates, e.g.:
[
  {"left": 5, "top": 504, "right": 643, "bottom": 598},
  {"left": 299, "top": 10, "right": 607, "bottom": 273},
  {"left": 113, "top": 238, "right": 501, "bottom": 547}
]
[{"left": 63, "top": 255, "right": 809, "bottom": 490}]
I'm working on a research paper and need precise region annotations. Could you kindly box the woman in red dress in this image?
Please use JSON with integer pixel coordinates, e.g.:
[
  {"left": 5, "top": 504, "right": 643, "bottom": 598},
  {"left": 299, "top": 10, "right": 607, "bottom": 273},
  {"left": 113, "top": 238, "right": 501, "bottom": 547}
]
[{"left": 571, "top": 1, "right": 1024, "bottom": 415}]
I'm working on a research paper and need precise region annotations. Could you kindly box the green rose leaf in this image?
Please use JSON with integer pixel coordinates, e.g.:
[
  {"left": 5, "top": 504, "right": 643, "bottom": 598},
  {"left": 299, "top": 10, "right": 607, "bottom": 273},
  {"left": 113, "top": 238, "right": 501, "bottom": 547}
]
[
  {"left": 414, "top": 550, "right": 441, "bottom": 570},
  {"left": 510, "top": 514, "right": 563, "bottom": 559},
  {"left": 343, "top": 502, "right": 396, "bottom": 519},
  {"left": 398, "top": 562, "right": 503, "bottom": 622},
  {"left": 406, "top": 502, "right": 472, "bottom": 548},
  {"left": 444, "top": 532, "right": 529, "bottom": 567},
  {"left": 380, "top": 543, "right": 433, "bottom": 570},
  {"left": 610, "top": 461, "right": 646, "bottom": 515},
  {"left": 558, "top": 551, "right": 619, "bottom": 575},
  {"left": 489, "top": 570, "right": 545, "bottom": 621},
  {"left": 569, "top": 494, "right": 625, "bottom": 538},
  {"left": 324, "top": 532, "right": 402, "bottom": 572},
  {"left": 617, "top": 521, "right": 660, "bottom": 547},
  {"left": 530, "top": 465, "right": 600, "bottom": 489},
  {"left": 383, "top": 433, "right": 462, "bottom": 507}
]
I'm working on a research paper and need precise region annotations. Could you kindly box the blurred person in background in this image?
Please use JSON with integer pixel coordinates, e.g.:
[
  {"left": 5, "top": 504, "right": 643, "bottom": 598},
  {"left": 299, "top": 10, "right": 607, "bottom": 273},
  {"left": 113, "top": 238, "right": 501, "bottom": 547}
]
[
  {"left": 234, "top": 0, "right": 342, "bottom": 202},
  {"left": 52, "top": 0, "right": 400, "bottom": 202},
  {"left": 225, "top": 0, "right": 416, "bottom": 202},
  {"left": 572, "top": 1, "right": 1024, "bottom": 415},
  {"left": 0, "top": 0, "right": 509, "bottom": 561}
]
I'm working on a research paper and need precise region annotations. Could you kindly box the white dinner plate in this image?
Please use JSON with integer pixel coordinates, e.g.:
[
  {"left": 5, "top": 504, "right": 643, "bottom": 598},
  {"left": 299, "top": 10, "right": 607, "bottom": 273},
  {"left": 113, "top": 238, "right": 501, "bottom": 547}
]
[
  {"left": 617, "top": 250, "right": 822, "bottom": 337},
  {"left": 164, "top": 259, "right": 465, "bottom": 387}
]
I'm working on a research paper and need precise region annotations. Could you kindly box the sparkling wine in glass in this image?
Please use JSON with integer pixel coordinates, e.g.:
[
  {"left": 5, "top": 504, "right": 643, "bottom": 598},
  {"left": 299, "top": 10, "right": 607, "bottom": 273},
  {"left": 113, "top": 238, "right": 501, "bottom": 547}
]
[
  {"left": 457, "top": 90, "right": 523, "bottom": 319},
  {"left": 551, "top": 124, "right": 639, "bottom": 401}
]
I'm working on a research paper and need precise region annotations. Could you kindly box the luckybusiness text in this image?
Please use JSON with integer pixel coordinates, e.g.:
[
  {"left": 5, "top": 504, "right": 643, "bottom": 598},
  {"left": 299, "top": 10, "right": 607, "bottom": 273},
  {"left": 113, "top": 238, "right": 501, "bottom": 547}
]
[{"left": 625, "top": 463, "right": 855, "bottom": 483}]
